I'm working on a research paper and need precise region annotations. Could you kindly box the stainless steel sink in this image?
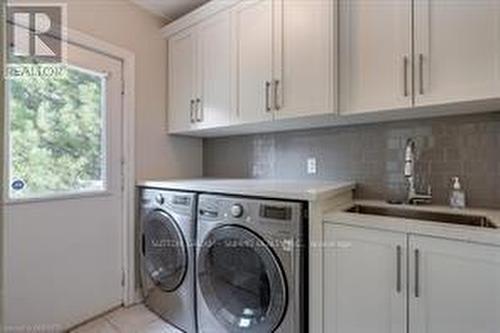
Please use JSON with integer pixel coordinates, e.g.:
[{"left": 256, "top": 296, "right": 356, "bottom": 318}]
[{"left": 346, "top": 205, "right": 497, "bottom": 229}]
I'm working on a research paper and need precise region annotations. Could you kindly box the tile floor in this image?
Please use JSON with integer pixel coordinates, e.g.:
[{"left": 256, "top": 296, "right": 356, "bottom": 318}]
[{"left": 70, "top": 304, "right": 182, "bottom": 333}]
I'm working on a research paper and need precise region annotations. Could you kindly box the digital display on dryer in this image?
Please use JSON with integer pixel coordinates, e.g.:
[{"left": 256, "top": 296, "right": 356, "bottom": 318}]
[
  {"left": 172, "top": 196, "right": 190, "bottom": 206},
  {"left": 260, "top": 205, "right": 292, "bottom": 220}
]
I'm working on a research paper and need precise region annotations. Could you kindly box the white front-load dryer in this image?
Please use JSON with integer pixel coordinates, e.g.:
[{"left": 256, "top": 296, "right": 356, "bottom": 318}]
[{"left": 139, "top": 188, "right": 197, "bottom": 332}]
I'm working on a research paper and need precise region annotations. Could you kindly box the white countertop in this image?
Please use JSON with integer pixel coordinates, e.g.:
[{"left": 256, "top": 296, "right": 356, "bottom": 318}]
[
  {"left": 325, "top": 200, "right": 500, "bottom": 246},
  {"left": 138, "top": 178, "right": 355, "bottom": 201}
]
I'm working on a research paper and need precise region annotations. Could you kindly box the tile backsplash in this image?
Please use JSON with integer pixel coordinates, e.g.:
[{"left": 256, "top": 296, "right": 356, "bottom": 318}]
[{"left": 204, "top": 112, "right": 500, "bottom": 209}]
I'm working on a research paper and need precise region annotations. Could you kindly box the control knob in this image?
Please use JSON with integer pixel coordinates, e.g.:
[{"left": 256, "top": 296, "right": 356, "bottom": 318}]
[
  {"left": 155, "top": 194, "right": 165, "bottom": 205},
  {"left": 230, "top": 204, "right": 244, "bottom": 218}
]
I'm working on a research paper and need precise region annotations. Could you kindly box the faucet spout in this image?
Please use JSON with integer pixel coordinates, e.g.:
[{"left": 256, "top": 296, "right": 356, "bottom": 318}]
[
  {"left": 404, "top": 138, "right": 416, "bottom": 192},
  {"left": 404, "top": 139, "right": 415, "bottom": 177},
  {"left": 404, "top": 138, "right": 432, "bottom": 205}
]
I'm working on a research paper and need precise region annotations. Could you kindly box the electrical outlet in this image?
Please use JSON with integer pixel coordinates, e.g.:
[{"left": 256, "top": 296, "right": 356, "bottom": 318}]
[{"left": 307, "top": 157, "right": 317, "bottom": 175}]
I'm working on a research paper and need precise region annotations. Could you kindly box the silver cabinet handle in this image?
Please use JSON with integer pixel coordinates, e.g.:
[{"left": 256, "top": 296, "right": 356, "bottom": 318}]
[
  {"left": 415, "top": 248, "right": 420, "bottom": 298},
  {"left": 418, "top": 53, "right": 424, "bottom": 95},
  {"left": 396, "top": 245, "right": 402, "bottom": 293},
  {"left": 265, "top": 81, "right": 271, "bottom": 112},
  {"left": 190, "top": 99, "right": 196, "bottom": 123},
  {"left": 403, "top": 55, "right": 409, "bottom": 97},
  {"left": 141, "top": 233, "right": 145, "bottom": 256},
  {"left": 273, "top": 79, "right": 281, "bottom": 110},
  {"left": 196, "top": 98, "right": 203, "bottom": 122}
]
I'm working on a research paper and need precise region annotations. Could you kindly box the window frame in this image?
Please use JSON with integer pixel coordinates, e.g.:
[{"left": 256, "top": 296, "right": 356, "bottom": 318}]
[{"left": 3, "top": 64, "right": 112, "bottom": 203}]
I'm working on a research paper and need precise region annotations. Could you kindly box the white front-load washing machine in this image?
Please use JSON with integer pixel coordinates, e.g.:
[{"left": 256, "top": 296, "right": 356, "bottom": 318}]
[
  {"left": 139, "top": 188, "right": 197, "bottom": 332},
  {"left": 196, "top": 194, "right": 307, "bottom": 333}
]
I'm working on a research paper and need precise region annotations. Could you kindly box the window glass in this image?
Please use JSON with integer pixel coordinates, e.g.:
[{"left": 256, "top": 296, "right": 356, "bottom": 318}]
[{"left": 8, "top": 66, "right": 106, "bottom": 199}]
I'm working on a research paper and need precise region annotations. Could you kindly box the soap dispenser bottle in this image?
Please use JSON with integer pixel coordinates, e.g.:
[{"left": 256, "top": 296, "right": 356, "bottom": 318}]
[{"left": 449, "top": 177, "right": 466, "bottom": 209}]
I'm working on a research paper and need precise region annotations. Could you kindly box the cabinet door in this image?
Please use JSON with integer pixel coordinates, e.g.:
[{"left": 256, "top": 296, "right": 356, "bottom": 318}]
[
  {"left": 233, "top": 0, "right": 274, "bottom": 124},
  {"left": 196, "top": 11, "right": 235, "bottom": 129},
  {"left": 273, "top": 0, "right": 335, "bottom": 119},
  {"left": 168, "top": 28, "right": 197, "bottom": 133},
  {"left": 414, "top": 0, "right": 500, "bottom": 106},
  {"left": 324, "top": 224, "right": 406, "bottom": 333},
  {"left": 409, "top": 235, "right": 500, "bottom": 333},
  {"left": 339, "top": 0, "right": 412, "bottom": 114}
]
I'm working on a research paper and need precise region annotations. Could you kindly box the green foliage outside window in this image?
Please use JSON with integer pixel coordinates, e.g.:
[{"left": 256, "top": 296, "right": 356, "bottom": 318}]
[{"left": 8, "top": 66, "right": 105, "bottom": 198}]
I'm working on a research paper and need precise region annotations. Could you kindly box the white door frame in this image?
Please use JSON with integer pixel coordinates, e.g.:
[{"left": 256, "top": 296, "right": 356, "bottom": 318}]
[{"left": 3, "top": 26, "right": 137, "bottom": 306}]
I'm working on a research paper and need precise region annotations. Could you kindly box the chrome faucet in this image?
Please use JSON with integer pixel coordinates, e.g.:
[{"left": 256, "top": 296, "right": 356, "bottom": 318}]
[{"left": 404, "top": 138, "right": 432, "bottom": 205}]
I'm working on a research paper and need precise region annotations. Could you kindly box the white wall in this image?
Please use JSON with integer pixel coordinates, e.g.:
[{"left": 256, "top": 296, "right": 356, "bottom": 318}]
[
  {"left": 60, "top": 0, "right": 203, "bottom": 180},
  {"left": 4, "top": 0, "right": 203, "bottom": 330}
]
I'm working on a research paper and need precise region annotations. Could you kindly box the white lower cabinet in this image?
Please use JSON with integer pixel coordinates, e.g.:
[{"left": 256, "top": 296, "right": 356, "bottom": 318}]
[
  {"left": 409, "top": 235, "right": 500, "bottom": 333},
  {"left": 324, "top": 224, "right": 406, "bottom": 333},
  {"left": 324, "top": 224, "right": 500, "bottom": 333}
]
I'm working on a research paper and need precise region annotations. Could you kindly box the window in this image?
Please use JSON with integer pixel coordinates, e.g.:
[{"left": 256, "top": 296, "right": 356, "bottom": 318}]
[{"left": 7, "top": 66, "right": 107, "bottom": 199}]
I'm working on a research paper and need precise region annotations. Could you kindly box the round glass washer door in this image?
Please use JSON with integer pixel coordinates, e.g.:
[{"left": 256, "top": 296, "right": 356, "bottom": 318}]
[
  {"left": 197, "top": 225, "right": 287, "bottom": 332},
  {"left": 144, "top": 210, "right": 188, "bottom": 292}
]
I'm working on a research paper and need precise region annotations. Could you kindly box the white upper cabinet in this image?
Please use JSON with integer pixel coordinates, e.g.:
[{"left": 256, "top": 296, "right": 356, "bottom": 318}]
[
  {"left": 409, "top": 235, "right": 500, "bottom": 333},
  {"left": 196, "top": 11, "right": 234, "bottom": 128},
  {"left": 324, "top": 224, "right": 407, "bottom": 333},
  {"left": 273, "top": 0, "right": 336, "bottom": 119},
  {"left": 340, "top": 0, "right": 500, "bottom": 114},
  {"left": 168, "top": 28, "right": 197, "bottom": 133},
  {"left": 168, "top": 10, "right": 234, "bottom": 133},
  {"left": 339, "top": 0, "right": 412, "bottom": 114},
  {"left": 233, "top": 0, "right": 274, "bottom": 124},
  {"left": 164, "top": 0, "right": 500, "bottom": 135},
  {"left": 414, "top": 0, "right": 500, "bottom": 106}
]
